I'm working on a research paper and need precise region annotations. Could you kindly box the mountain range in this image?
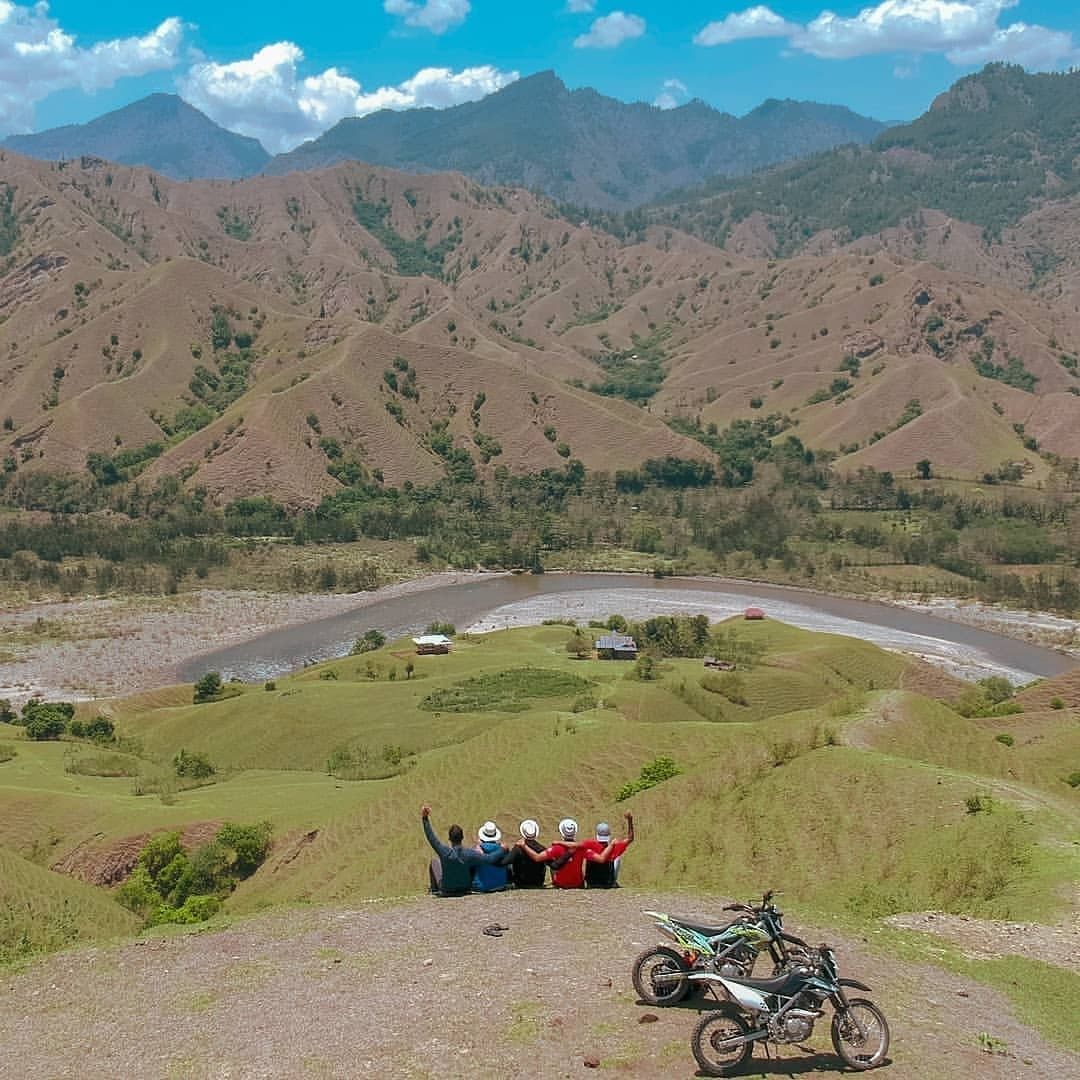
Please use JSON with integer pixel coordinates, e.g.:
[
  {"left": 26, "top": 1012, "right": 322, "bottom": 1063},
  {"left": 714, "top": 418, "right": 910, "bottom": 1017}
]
[
  {"left": 2, "top": 64, "right": 1080, "bottom": 508},
  {"left": 3, "top": 73, "right": 885, "bottom": 209},
  {"left": 644, "top": 64, "right": 1080, "bottom": 260},
  {"left": 266, "top": 71, "right": 886, "bottom": 209}
]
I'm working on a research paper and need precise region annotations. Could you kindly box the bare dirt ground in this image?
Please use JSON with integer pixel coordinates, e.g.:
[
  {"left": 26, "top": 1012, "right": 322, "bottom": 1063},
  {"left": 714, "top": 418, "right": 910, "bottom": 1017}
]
[
  {"left": 885, "top": 911, "right": 1080, "bottom": 975},
  {"left": 0, "top": 572, "right": 493, "bottom": 705},
  {"left": 1, "top": 890, "right": 1076, "bottom": 1080}
]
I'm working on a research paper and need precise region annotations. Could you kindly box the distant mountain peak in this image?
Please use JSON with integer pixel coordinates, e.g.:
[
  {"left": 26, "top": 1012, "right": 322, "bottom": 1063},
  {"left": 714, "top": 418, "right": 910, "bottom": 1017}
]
[{"left": 3, "top": 94, "right": 269, "bottom": 181}]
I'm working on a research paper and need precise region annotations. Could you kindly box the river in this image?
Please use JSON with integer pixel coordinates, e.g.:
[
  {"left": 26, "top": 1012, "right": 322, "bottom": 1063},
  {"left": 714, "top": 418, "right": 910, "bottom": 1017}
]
[{"left": 178, "top": 573, "right": 1075, "bottom": 686}]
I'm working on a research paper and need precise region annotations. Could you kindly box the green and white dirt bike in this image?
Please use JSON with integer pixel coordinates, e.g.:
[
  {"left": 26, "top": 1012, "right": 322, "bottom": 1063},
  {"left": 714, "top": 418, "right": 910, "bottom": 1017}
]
[
  {"left": 690, "top": 942, "right": 890, "bottom": 1074},
  {"left": 632, "top": 891, "right": 812, "bottom": 1006}
]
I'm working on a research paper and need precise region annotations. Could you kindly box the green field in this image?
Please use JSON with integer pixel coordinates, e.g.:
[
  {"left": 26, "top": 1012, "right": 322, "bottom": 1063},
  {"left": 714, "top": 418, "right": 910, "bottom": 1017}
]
[{"left": 1, "top": 619, "right": 1077, "bottom": 979}]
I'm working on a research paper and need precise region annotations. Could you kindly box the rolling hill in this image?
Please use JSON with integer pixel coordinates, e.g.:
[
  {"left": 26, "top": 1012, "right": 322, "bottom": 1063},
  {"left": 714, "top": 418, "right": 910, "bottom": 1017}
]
[{"left": 2, "top": 142, "right": 1080, "bottom": 502}]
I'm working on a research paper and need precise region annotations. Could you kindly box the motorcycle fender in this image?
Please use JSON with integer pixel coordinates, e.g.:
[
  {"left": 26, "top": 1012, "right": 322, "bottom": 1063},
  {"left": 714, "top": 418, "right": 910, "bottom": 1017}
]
[
  {"left": 839, "top": 978, "right": 872, "bottom": 992},
  {"left": 693, "top": 974, "right": 769, "bottom": 1013}
]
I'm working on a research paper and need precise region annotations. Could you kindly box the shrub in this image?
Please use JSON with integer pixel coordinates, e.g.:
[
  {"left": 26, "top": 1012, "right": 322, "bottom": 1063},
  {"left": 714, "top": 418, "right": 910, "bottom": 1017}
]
[
  {"left": 68, "top": 715, "right": 115, "bottom": 743},
  {"left": 193, "top": 671, "right": 224, "bottom": 703},
  {"left": 1050, "top": 697, "right": 1065, "bottom": 710},
  {"left": 173, "top": 748, "right": 215, "bottom": 780},
  {"left": 264, "top": 680, "right": 276, "bottom": 692},
  {"left": 22, "top": 701, "right": 70, "bottom": 740},
  {"left": 351, "top": 629, "right": 386, "bottom": 654},
  {"left": 1066, "top": 772, "right": 1080, "bottom": 788},
  {"left": 995, "top": 733, "right": 1014, "bottom": 747},
  {"left": 965, "top": 794, "right": 995, "bottom": 815},
  {"left": 425, "top": 621, "right": 456, "bottom": 637},
  {"left": 616, "top": 755, "right": 680, "bottom": 801},
  {"left": 634, "top": 654, "right": 657, "bottom": 681},
  {"left": 0, "top": 699, "right": 15, "bottom": 724},
  {"left": 0, "top": 743, "right": 16, "bottom": 763},
  {"left": 979, "top": 676, "right": 1014, "bottom": 705}
]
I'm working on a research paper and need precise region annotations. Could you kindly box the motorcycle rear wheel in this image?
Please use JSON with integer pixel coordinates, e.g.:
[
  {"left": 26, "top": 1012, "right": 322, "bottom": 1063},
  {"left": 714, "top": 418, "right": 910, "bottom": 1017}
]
[
  {"left": 631, "top": 946, "right": 689, "bottom": 1005},
  {"left": 831, "top": 998, "right": 890, "bottom": 1070},
  {"left": 691, "top": 1009, "right": 754, "bottom": 1077}
]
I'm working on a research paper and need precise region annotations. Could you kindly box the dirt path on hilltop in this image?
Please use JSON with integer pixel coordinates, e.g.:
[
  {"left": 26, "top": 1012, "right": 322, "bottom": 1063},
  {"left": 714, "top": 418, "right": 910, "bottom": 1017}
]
[{"left": 1, "top": 890, "right": 1076, "bottom": 1080}]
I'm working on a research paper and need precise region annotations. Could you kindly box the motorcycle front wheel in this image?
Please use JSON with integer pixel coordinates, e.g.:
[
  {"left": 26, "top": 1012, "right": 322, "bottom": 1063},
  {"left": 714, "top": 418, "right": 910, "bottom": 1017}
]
[
  {"left": 831, "top": 998, "right": 890, "bottom": 1070},
  {"left": 691, "top": 1009, "right": 754, "bottom": 1076},
  {"left": 631, "top": 946, "right": 689, "bottom": 1005}
]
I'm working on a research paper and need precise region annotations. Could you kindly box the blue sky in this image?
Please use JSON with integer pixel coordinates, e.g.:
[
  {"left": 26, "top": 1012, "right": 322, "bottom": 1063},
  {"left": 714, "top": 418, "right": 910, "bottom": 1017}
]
[{"left": 4, "top": 2, "right": 1079, "bottom": 152}]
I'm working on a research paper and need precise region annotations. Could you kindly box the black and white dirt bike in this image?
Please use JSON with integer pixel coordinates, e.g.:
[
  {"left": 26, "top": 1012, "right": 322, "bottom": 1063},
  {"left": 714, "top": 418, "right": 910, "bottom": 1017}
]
[
  {"left": 690, "top": 943, "right": 890, "bottom": 1075},
  {"left": 632, "top": 891, "right": 812, "bottom": 1006}
]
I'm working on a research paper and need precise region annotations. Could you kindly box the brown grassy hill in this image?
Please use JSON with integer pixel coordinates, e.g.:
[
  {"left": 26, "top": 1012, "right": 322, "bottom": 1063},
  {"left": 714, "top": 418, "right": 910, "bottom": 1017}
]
[{"left": 2, "top": 150, "right": 1080, "bottom": 500}]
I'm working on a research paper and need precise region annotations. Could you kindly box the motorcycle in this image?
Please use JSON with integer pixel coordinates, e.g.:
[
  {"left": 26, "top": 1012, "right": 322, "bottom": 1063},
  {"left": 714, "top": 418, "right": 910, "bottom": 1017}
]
[
  {"left": 631, "top": 891, "right": 811, "bottom": 1006},
  {"left": 689, "top": 942, "right": 890, "bottom": 1075}
]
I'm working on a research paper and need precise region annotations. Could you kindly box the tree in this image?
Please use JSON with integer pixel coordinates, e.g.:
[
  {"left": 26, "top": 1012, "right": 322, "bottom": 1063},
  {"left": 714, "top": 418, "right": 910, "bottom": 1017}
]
[
  {"left": 351, "top": 629, "right": 386, "bottom": 654},
  {"left": 916, "top": 459, "right": 933, "bottom": 480},
  {"left": 566, "top": 631, "right": 592, "bottom": 659},
  {"left": 193, "top": 671, "right": 223, "bottom": 703},
  {"left": 0, "top": 699, "right": 15, "bottom": 724},
  {"left": 20, "top": 700, "right": 74, "bottom": 740}
]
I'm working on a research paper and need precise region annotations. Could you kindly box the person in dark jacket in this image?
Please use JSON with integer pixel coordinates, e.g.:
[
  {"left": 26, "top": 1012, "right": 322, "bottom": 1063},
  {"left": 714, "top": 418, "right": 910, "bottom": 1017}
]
[
  {"left": 509, "top": 819, "right": 548, "bottom": 889},
  {"left": 422, "top": 805, "right": 507, "bottom": 896}
]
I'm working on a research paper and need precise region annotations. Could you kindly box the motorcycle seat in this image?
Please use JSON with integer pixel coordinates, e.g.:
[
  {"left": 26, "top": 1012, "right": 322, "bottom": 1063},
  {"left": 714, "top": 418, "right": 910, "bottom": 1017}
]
[
  {"left": 727, "top": 970, "right": 806, "bottom": 996},
  {"left": 673, "top": 917, "right": 743, "bottom": 938}
]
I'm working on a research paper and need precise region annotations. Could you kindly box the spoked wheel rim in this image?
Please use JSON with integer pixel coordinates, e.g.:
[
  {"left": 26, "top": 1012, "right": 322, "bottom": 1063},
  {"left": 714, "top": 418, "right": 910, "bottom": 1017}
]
[
  {"left": 832, "top": 999, "right": 890, "bottom": 1070},
  {"left": 631, "top": 947, "right": 689, "bottom": 1005},
  {"left": 691, "top": 1010, "right": 753, "bottom": 1076}
]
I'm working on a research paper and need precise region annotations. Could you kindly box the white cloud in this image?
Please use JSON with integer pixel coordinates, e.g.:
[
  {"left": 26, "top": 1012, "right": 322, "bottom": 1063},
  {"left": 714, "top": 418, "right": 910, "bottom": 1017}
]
[
  {"left": 574, "top": 11, "right": 646, "bottom": 49},
  {"left": 695, "top": 5, "right": 798, "bottom": 47},
  {"left": 945, "top": 21, "right": 1079, "bottom": 68},
  {"left": 0, "top": 1, "right": 183, "bottom": 135},
  {"left": 384, "top": 0, "right": 470, "bottom": 35},
  {"left": 182, "top": 46, "right": 518, "bottom": 153},
  {"left": 566, "top": 0, "right": 596, "bottom": 11},
  {"left": 352, "top": 65, "right": 517, "bottom": 115},
  {"left": 654, "top": 77, "right": 689, "bottom": 109},
  {"left": 694, "top": 1, "right": 1080, "bottom": 69}
]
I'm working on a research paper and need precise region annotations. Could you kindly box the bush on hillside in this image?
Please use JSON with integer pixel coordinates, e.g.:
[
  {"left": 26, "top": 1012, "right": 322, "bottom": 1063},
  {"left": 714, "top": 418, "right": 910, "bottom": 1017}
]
[
  {"left": 351, "top": 629, "right": 386, "bottom": 654},
  {"left": 68, "top": 715, "right": 115, "bottom": 743},
  {"left": 0, "top": 743, "right": 16, "bottom": 763},
  {"left": 616, "top": 755, "right": 680, "bottom": 801},
  {"left": 173, "top": 748, "right": 215, "bottom": 780},
  {"left": 0, "top": 699, "right": 15, "bottom": 724},
  {"left": 116, "top": 822, "right": 272, "bottom": 925},
  {"left": 425, "top": 621, "right": 456, "bottom": 637},
  {"left": 193, "top": 671, "right": 224, "bottom": 703}
]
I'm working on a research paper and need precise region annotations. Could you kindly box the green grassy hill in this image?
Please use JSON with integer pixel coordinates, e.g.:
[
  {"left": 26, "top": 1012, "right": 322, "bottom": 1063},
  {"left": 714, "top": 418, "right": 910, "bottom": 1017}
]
[{"left": 1, "top": 619, "right": 1076, "bottom": 962}]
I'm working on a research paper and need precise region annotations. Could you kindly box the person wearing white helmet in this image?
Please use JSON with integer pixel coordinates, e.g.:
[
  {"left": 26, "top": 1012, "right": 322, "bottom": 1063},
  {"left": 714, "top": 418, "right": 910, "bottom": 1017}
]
[
  {"left": 515, "top": 813, "right": 629, "bottom": 888},
  {"left": 472, "top": 820, "right": 514, "bottom": 893},
  {"left": 508, "top": 819, "right": 547, "bottom": 888}
]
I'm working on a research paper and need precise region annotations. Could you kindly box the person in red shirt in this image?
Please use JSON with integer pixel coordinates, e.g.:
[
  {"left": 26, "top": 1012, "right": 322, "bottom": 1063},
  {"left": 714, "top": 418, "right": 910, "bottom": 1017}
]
[{"left": 516, "top": 811, "right": 634, "bottom": 889}]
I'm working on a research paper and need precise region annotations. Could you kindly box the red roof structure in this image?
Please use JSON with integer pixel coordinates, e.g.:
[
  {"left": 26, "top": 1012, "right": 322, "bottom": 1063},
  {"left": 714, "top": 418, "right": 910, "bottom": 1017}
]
[{"left": 744, "top": 607, "right": 766, "bottom": 620}]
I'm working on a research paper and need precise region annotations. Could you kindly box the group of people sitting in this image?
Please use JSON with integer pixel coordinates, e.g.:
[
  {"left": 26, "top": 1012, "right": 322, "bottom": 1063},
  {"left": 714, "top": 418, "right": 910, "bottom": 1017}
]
[{"left": 421, "top": 805, "right": 634, "bottom": 896}]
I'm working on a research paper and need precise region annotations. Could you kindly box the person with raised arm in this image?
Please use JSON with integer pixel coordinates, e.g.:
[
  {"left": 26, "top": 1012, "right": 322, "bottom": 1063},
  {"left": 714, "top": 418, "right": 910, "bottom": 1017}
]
[{"left": 421, "top": 805, "right": 508, "bottom": 897}]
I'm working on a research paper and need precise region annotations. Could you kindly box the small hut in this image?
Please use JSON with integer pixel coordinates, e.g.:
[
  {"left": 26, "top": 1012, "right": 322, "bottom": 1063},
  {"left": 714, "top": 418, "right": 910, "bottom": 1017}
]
[
  {"left": 595, "top": 633, "right": 638, "bottom": 660},
  {"left": 413, "top": 634, "right": 452, "bottom": 655},
  {"left": 744, "top": 607, "right": 766, "bottom": 621}
]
